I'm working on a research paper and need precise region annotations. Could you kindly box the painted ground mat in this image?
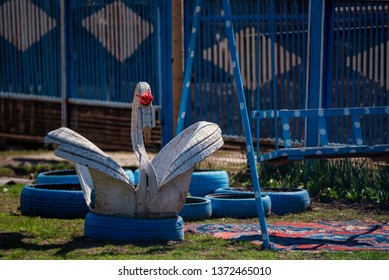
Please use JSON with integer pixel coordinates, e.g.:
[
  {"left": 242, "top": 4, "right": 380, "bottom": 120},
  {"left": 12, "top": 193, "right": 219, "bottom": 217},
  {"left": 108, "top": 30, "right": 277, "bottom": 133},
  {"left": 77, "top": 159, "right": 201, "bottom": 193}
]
[{"left": 185, "top": 220, "right": 389, "bottom": 251}]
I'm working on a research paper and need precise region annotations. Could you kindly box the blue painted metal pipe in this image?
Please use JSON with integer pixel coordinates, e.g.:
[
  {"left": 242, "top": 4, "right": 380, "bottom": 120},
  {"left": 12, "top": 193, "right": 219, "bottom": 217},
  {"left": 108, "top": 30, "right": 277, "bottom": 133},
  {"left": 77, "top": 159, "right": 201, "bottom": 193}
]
[
  {"left": 176, "top": 0, "right": 203, "bottom": 134},
  {"left": 222, "top": 0, "right": 270, "bottom": 249}
]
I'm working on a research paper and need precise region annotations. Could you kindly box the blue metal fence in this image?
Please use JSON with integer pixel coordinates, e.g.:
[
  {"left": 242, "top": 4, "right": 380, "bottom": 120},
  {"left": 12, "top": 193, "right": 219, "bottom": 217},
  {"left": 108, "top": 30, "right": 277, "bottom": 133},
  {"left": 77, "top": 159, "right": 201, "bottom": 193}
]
[
  {"left": 252, "top": 0, "right": 389, "bottom": 163},
  {"left": 1, "top": 0, "right": 388, "bottom": 154},
  {"left": 326, "top": 1, "right": 389, "bottom": 146},
  {"left": 183, "top": 0, "right": 309, "bottom": 139},
  {"left": 0, "top": 0, "right": 168, "bottom": 104},
  {"left": 70, "top": 0, "right": 164, "bottom": 105},
  {"left": 0, "top": 0, "right": 172, "bottom": 144},
  {"left": 0, "top": 0, "right": 61, "bottom": 98},
  {"left": 182, "top": 0, "right": 389, "bottom": 163}
]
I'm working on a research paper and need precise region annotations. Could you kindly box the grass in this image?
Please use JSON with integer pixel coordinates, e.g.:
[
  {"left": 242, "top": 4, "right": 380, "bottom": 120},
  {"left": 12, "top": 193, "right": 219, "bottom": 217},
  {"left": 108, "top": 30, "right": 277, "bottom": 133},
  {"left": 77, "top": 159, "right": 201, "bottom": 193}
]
[{"left": 1, "top": 184, "right": 389, "bottom": 260}]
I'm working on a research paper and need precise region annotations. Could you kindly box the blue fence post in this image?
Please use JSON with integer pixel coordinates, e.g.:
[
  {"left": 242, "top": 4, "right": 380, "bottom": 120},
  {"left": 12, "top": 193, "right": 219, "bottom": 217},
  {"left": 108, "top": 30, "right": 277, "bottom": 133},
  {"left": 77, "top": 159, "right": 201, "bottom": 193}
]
[
  {"left": 161, "top": 0, "right": 174, "bottom": 145},
  {"left": 222, "top": 0, "right": 270, "bottom": 249},
  {"left": 306, "top": 0, "right": 326, "bottom": 147}
]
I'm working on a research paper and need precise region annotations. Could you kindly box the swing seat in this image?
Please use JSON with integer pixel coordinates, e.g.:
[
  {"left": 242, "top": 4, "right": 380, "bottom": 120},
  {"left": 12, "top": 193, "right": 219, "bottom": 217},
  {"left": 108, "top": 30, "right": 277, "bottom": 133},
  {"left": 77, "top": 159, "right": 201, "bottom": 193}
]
[{"left": 252, "top": 106, "right": 389, "bottom": 165}]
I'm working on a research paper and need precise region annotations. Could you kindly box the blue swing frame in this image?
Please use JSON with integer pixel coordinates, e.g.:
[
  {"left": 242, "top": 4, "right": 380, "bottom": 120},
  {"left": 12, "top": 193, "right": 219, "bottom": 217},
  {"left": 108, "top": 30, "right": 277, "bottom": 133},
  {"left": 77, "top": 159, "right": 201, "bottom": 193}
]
[
  {"left": 253, "top": 0, "right": 389, "bottom": 165},
  {"left": 176, "top": 0, "right": 271, "bottom": 249},
  {"left": 176, "top": 0, "right": 389, "bottom": 249}
]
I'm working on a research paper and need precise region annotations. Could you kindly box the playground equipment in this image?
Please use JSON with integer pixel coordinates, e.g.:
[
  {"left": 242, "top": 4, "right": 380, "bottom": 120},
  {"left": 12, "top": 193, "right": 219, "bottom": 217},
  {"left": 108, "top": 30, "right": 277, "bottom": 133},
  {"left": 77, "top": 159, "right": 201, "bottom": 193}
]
[{"left": 177, "top": 0, "right": 389, "bottom": 249}]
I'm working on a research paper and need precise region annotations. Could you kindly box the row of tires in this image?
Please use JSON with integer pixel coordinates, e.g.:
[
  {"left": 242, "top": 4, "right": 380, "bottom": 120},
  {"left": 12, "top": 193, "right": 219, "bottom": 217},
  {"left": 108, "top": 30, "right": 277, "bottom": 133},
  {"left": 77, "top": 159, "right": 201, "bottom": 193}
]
[
  {"left": 21, "top": 169, "right": 310, "bottom": 220},
  {"left": 20, "top": 169, "right": 310, "bottom": 243}
]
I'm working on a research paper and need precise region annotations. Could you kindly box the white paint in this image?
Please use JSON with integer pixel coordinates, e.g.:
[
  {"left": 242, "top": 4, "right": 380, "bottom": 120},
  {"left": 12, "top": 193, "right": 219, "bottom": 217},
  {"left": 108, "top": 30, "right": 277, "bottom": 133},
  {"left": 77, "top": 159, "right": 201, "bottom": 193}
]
[
  {"left": 81, "top": 1, "right": 154, "bottom": 62},
  {"left": 202, "top": 29, "right": 302, "bottom": 90},
  {"left": 0, "top": 0, "right": 57, "bottom": 52},
  {"left": 44, "top": 82, "right": 224, "bottom": 218}
]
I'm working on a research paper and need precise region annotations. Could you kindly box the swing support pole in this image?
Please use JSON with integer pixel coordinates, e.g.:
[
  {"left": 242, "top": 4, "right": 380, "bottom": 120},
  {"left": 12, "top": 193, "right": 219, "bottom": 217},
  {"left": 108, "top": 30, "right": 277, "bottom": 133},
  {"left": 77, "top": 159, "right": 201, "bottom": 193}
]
[
  {"left": 221, "top": 0, "right": 270, "bottom": 249},
  {"left": 176, "top": 0, "right": 271, "bottom": 249},
  {"left": 176, "top": 0, "right": 203, "bottom": 134}
]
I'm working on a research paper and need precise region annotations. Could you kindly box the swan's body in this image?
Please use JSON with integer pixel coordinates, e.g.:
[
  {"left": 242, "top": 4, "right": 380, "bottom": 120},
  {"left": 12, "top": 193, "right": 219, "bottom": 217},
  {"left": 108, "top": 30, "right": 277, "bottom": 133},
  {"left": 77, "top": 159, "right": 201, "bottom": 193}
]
[{"left": 44, "top": 82, "right": 223, "bottom": 218}]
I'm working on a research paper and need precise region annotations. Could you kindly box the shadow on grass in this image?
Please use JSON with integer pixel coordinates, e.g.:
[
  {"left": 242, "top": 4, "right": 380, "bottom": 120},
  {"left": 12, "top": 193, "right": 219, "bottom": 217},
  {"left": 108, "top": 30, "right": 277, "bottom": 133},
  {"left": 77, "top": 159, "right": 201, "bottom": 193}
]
[{"left": 0, "top": 232, "right": 176, "bottom": 258}]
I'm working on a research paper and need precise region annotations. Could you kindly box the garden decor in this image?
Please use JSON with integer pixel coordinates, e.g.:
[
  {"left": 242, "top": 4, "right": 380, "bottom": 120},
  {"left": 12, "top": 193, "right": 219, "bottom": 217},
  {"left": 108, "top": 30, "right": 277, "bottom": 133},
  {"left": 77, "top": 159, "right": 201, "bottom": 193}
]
[
  {"left": 20, "top": 183, "right": 89, "bottom": 219},
  {"left": 188, "top": 169, "right": 229, "bottom": 197},
  {"left": 178, "top": 196, "right": 212, "bottom": 221},
  {"left": 44, "top": 82, "right": 223, "bottom": 242},
  {"left": 206, "top": 193, "right": 271, "bottom": 218},
  {"left": 261, "top": 188, "right": 310, "bottom": 215},
  {"left": 36, "top": 169, "right": 135, "bottom": 185}
]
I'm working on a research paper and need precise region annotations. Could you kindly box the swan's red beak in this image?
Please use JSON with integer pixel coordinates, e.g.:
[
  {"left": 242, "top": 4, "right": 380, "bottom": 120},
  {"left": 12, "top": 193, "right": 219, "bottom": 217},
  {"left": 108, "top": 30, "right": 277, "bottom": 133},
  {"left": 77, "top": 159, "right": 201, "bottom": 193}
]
[{"left": 136, "top": 88, "right": 154, "bottom": 106}]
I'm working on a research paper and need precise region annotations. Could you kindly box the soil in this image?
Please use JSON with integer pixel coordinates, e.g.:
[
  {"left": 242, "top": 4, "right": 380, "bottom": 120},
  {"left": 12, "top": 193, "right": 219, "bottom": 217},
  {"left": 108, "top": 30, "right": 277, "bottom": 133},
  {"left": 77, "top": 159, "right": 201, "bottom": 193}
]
[
  {"left": 0, "top": 150, "right": 154, "bottom": 185},
  {"left": 0, "top": 150, "right": 148, "bottom": 168},
  {"left": 308, "top": 197, "right": 389, "bottom": 216}
]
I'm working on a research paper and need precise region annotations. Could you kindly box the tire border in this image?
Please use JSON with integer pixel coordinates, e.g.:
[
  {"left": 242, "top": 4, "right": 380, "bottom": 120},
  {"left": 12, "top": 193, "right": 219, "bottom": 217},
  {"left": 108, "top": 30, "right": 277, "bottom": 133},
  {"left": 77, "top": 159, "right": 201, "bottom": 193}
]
[
  {"left": 84, "top": 213, "right": 184, "bottom": 242},
  {"left": 261, "top": 188, "right": 310, "bottom": 215},
  {"left": 20, "top": 184, "right": 89, "bottom": 219},
  {"left": 205, "top": 193, "right": 271, "bottom": 218},
  {"left": 35, "top": 169, "right": 135, "bottom": 185},
  {"left": 188, "top": 170, "right": 229, "bottom": 197},
  {"left": 178, "top": 196, "right": 212, "bottom": 221}
]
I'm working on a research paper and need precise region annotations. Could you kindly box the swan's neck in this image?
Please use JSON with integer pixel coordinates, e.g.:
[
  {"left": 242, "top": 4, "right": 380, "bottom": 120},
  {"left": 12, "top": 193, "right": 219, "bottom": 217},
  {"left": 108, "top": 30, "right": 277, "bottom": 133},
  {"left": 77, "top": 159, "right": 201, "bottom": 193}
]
[
  {"left": 131, "top": 99, "right": 148, "bottom": 161},
  {"left": 131, "top": 83, "right": 158, "bottom": 189}
]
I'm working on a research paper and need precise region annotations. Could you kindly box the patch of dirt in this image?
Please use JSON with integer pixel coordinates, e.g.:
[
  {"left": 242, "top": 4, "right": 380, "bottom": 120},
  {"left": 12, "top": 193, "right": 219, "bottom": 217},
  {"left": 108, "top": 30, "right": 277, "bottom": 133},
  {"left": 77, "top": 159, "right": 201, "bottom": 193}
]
[
  {"left": 0, "top": 151, "right": 154, "bottom": 168},
  {"left": 309, "top": 197, "right": 389, "bottom": 216}
]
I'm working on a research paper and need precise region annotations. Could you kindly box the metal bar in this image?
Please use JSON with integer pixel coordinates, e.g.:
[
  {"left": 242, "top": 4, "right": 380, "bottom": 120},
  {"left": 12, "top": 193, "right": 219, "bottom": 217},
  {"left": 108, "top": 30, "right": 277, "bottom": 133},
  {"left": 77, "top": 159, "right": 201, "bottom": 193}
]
[
  {"left": 255, "top": 0, "right": 262, "bottom": 158},
  {"left": 281, "top": 117, "right": 292, "bottom": 148},
  {"left": 387, "top": 1, "right": 389, "bottom": 144},
  {"left": 318, "top": 116, "right": 328, "bottom": 146},
  {"left": 252, "top": 106, "right": 389, "bottom": 119},
  {"left": 176, "top": 0, "right": 203, "bottom": 134},
  {"left": 222, "top": 0, "right": 270, "bottom": 250},
  {"left": 269, "top": 0, "right": 279, "bottom": 150},
  {"left": 323, "top": 0, "right": 335, "bottom": 143},
  {"left": 60, "top": 0, "right": 67, "bottom": 126},
  {"left": 352, "top": 115, "right": 363, "bottom": 146},
  {"left": 305, "top": 0, "right": 325, "bottom": 147}
]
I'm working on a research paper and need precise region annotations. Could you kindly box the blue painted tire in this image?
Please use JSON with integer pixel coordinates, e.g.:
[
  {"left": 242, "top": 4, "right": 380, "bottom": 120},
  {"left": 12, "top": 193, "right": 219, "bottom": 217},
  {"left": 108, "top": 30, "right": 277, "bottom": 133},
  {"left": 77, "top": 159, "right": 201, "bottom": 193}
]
[
  {"left": 20, "top": 184, "right": 89, "bottom": 219},
  {"left": 189, "top": 170, "right": 229, "bottom": 197},
  {"left": 215, "top": 187, "right": 254, "bottom": 195},
  {"left": 205, "top": 193, "right": 271, "bottom": 218},
  {"left": 36, "top": 169, "right": 79, "bottom": 184},
  {"left": 84, "top": 213, "right": 184, "bottom": 242},
  {"left": 261, "top": 188, "right": 310, "bottom": 215},
  {"left": 36, "top": 169, "right": 135, "bottom": 185},
  {"left": 178, "top": 196, "right": 212, "bottom": 221}
]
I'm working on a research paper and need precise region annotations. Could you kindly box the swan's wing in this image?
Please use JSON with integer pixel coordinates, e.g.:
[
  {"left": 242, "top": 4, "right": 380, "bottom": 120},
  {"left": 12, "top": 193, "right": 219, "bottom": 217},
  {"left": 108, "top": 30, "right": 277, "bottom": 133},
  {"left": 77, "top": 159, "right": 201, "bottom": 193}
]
[
  {"left": 44, "top": 127, "right": 132, "bottom": 186},
  {"left": 152, "top": 121, "right": 223, "bottom": 186}
]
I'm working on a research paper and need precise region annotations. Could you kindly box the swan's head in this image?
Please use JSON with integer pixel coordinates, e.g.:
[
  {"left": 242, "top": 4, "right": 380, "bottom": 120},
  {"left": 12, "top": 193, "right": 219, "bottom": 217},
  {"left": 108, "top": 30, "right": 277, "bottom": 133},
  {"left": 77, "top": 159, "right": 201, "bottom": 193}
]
[{"left": 134, "top": 83, "right": 156, "bottom": 140}]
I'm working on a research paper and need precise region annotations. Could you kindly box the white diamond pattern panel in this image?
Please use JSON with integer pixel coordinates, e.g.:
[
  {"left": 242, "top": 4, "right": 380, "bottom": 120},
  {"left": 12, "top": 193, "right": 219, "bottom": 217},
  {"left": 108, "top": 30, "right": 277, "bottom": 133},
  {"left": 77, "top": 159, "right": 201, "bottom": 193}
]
[
  {"left": 81, "top": 0, "right": 154, "bottom": 62},
  {"left": 0, "top": 0, "right": 56, "bottom": 52},
  {"left": 202, "top": 27, "right": 302, "bottom": 90}
]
